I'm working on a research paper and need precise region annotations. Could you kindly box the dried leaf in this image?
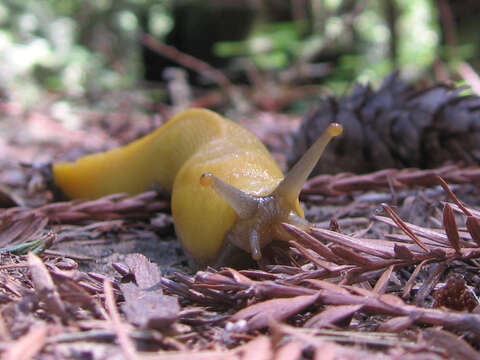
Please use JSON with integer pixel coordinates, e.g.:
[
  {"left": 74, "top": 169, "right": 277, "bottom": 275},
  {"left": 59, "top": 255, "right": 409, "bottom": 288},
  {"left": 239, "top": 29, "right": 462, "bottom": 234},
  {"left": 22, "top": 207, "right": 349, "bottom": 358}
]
[
  {"left": 145, "top": 352, "right": 237, "bottom": 360},
  {"left": 3, "top": 325, "right": 48, "bottom": 360},
  {"left": 274, "top": 341, "right": 304, "bottom": 360},
  {"left": 466, "top": 216, "right": 480, "bottom": 245},
  {"left": 27, "top": 252, "right": 67, "bottom": 320},
  {"left": 0, "top": 213, "right": 48, "bottom": 247},
  {"left": 236, "top": 336, "right": 272, "bottom": 360},
  {"left": 443, "top": 204, "right": 461, "bottom": 253},
  {"left": 120, "top": 254, "right": 179, "bottom": 329},
  {"left": 305, "top": 304, "right": 362, "bottom": 328},
  {"left": 0, "top": 185, "right": 22, "bottom": 208},
  {"left": 0, "top": 271, "right": 29, "bottom": 297},
  {"left": 436, "top": 175, "right": 473, "bottom": 216},
  {"left": 313, "top": 341, "right": 339, "bottom": 360},
  {"left": 377, "top": 315, "right": 416, "bottom": 333},
  {"left": 330, "top": 245, "right": 373, "bottom": 266},
  {"left": 373, "top": 265, "right": 394, "bottom": 294},
  {"left": 305, "top": 280, "right": 351, "bottom": 295},
  {"left": 382, "top": 204, "right": 430, "bottom": 252},
  {"left": 217, "top": 268, "right": 255, "bottom": 287},
  {"left": 423, "top": 328, "right": 480, "bottom": 360},
  {"left": 124, "top": 253, "right": 161, "bottom": 288},
  {"left": 104, "top": 279, "right": 138, "bottom": 360},
  {"left": 282, "top": 223, "right": 344, "bottom": 263},
  {"left": 303, "top": 165, "right": 480, "bottom": 196},
  {"left": 448, "top": 202, "right": 480, "bottom": 218},
  {"left": 393, "top": 244, "right": 414, "bottom": 260},
  {"left": 121, "top": 283, "right": 179, "bottom": 329},
  {"left": 413, "top": 262, "right": 446, "bottom": 306},
  {"left": 289, "top": 240, "right": 338, "bottom": 271},
  {"left": 403, "top": 259, "right": 430, "bottom": 298},
  {"left": 230, "top": 293, "right": 320, "bottom": 330},
  {"left": 376, "top": 215, "right": 451, "bottom": 247},
  {"left": 310, "top": 227, "right": 394, "bottom": 258},
  {"left": 35, "top": 191, "right": 169, "bottom": 223}
]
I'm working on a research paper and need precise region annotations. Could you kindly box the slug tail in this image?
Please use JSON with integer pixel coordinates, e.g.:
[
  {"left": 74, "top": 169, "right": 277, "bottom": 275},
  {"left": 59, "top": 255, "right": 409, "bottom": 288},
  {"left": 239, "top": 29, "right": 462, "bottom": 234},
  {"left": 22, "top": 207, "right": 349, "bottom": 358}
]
[{"left": 53, "top": 108, "right": 225, "bottom": 200}]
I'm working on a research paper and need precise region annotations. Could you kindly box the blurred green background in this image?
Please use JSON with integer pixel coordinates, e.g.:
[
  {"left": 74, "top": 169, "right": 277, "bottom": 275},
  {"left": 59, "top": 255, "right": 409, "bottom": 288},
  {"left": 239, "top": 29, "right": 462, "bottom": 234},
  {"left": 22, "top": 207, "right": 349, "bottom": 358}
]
[{"left": 0, "top": 0, "right": 478, "bottom": 105}]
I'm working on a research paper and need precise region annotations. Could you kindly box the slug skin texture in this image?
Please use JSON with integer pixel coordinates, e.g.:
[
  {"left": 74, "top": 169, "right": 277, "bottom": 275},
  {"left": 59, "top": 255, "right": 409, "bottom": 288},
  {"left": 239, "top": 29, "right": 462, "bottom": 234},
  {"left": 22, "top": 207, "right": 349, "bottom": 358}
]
[{"left": 53, "top": 108, "right": 342, "bottom": 265}]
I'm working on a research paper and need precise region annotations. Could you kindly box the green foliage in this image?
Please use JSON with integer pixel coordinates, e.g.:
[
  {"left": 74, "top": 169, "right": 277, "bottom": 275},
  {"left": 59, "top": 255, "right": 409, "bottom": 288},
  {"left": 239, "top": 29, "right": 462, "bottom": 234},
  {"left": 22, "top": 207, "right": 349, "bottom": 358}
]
[
  {"left": 215, "top": 22, "right": 306, "bottom": 70},
  {"left": 0, "top": 0, "right": 151, "bottom": 104},
  {"left": 215, "top": 0, "right": 441, "bottom": 88},
  {"left": 0, "top": 0, "right": 478, "bottom": 104}
]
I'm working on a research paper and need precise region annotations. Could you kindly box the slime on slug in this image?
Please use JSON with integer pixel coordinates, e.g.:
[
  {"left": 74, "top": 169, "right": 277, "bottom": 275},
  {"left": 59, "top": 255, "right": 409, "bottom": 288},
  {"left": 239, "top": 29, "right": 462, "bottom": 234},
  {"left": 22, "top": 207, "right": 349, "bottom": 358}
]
[{"left": 53, "top": 109, "right": 342, "bottom": 266}]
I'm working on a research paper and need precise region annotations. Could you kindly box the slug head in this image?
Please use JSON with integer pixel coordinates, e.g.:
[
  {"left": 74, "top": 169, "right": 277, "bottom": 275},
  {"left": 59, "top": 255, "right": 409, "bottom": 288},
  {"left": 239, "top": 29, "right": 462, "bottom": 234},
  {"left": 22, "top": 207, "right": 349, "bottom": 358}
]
[{"left": 200, "top": 123, "right": 343, "bottom": 261}]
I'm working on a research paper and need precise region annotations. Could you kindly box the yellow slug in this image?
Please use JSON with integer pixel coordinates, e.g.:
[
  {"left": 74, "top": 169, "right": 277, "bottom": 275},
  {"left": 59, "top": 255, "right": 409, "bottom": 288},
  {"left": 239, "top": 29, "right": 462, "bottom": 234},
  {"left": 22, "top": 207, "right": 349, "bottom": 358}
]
[{"left": 53, "top": 108, "right": 342, "bottom": 266}]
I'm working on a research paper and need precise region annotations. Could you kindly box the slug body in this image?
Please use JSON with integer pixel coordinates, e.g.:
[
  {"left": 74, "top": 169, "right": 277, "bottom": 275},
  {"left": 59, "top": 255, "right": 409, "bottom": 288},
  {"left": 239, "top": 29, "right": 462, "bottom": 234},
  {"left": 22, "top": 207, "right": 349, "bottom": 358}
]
[{"left": 53, "top": 108, "right": 342, "bottom": 265}]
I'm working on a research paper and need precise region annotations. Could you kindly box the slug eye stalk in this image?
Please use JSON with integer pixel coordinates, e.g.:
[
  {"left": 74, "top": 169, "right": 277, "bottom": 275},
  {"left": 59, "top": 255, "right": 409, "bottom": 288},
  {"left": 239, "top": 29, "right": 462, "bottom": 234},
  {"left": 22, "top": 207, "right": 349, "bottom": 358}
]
[
  {"left": 274, "top": 122, "right": 343, "bottom": 205},
  {"left": 200, "top": 123, "right": 343, "bottom": 260}
]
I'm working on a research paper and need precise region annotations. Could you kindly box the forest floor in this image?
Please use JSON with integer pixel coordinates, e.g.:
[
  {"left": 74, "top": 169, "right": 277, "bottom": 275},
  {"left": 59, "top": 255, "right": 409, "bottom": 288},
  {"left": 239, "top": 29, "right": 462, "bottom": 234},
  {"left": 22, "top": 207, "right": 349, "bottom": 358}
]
[{"left": 1, "top": 84, "right": 480, "bottom": 360}]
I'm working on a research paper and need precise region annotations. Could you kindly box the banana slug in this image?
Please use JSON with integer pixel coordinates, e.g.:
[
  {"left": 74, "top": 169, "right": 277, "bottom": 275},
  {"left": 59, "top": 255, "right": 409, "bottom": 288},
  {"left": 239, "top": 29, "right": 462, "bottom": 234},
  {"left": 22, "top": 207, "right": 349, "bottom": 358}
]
[{"left": 53, "top": 108, "right": 342, "bottom": 265}]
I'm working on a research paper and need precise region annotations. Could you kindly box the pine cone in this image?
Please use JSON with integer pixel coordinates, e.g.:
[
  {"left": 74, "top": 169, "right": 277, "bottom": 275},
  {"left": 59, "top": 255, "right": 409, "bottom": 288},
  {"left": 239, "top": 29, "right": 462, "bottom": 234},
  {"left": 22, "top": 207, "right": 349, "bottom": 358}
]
[{"left": 289, "top": 73, "right": 480, "bottom": 175}]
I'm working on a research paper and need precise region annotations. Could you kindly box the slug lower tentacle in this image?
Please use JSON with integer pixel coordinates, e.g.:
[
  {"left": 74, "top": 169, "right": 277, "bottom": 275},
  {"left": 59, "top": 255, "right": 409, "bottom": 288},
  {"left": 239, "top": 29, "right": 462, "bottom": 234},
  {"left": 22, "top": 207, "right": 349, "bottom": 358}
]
[{"left": 53, "top": 108, "right": 342, "bottom": 266}]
